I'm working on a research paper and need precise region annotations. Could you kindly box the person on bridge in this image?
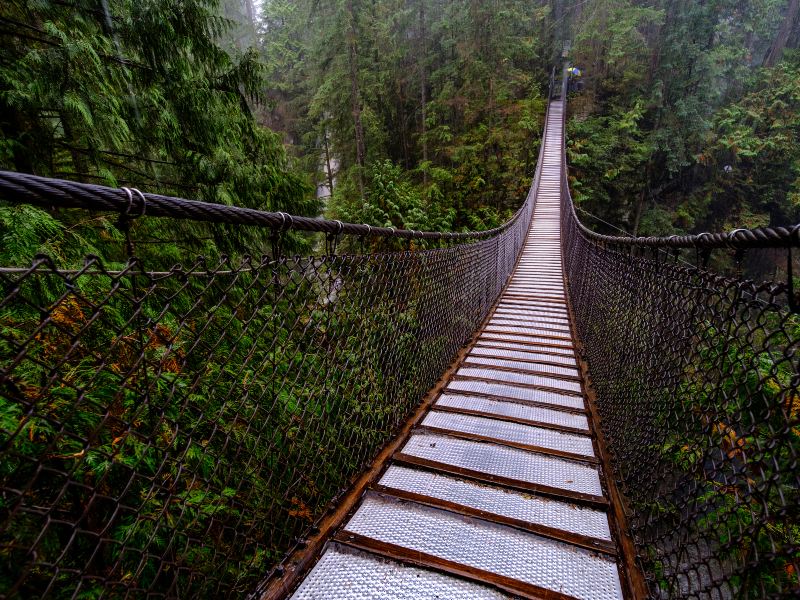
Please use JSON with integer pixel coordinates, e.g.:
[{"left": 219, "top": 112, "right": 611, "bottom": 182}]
[{"left": 567, "top": 66, "right": 584, "bottom": 93}]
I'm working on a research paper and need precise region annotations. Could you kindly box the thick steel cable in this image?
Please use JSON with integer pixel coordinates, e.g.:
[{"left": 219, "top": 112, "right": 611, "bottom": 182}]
[
  {"left": 2, "top": 168, "right": 798, "bottom": 247},
  {"left": 0, "top": 170, "right": 522, "bottom": 241}
]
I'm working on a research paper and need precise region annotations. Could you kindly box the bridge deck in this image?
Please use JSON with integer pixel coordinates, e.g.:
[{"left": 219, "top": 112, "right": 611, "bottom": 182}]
[{"left": 287, "top": 101, "right": 625, "bottom": 600}]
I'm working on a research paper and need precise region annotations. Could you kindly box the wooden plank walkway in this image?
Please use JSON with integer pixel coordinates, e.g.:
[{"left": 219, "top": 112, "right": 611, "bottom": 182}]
[{"left": 284, "top": 100, "right": 626, "bottom": 600}]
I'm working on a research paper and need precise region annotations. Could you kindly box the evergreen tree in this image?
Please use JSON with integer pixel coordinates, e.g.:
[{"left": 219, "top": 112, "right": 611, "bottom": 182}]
[
  {"left": 565, "top": 0, "right": 800, "bottom": 236},
  {"left": 0, "top": 0, "right": 315, "bottom": 265},
  {"left": 259, "top": 0, "right": 550, "bottom": 232}
]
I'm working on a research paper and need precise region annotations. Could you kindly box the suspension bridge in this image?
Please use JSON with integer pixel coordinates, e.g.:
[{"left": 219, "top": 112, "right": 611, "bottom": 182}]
[
  {"left": 0, "top": 79, "right": 798, "bottom": 599},
  {"left": 280, "top": 99, "right": 630, "bottom": 600}
]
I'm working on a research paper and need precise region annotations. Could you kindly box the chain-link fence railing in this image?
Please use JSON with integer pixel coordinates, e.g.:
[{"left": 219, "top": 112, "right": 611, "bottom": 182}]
[
  {"left": 559, "top": 88, "right": 800, "bottom": 598},
  {"left": 0, "top": 162, "right": 537, "bottom": 598}
]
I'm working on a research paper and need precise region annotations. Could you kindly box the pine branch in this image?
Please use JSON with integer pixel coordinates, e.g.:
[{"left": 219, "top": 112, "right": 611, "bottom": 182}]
[
  {"left": 50, "top": 1, "right": 123, "bottom": 24},
  {"left": 51, "top": 171, "right": 196, "bottom": 192},
  {"left": 0, "top": 16, "right": 151, "bottom": 71},
  {"left": 58, "top": 143, "right": 180, "bottom": 168},
  {"left": 0, "top": 27, "right": 60, "bottom": 48}
]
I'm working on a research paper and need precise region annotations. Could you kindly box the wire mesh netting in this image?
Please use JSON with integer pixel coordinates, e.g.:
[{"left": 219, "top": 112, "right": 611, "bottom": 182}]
[
  {"left": 2, "top": 85, "right": 799, "bottom": 600},
  {"left": 0, "top": 187, "right": 534, "bottom": 597},
  {"left": 560, "top": 118, "right": 800, "bottom": 597}
]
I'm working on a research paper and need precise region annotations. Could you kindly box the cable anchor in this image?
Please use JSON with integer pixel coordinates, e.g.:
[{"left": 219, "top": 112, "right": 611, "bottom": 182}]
[
  {"left": 271, "top": 212, "right": 293, "bottom": 260},
  {"left": 118, "top": 187, "right": 146, "bottom": 257},
  {"left": 326, "top": 220, "right": 344, "bottom": 256}
]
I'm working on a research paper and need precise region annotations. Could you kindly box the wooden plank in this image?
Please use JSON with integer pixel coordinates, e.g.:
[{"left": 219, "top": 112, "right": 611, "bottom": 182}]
[
  {"left": 451, "top": 374, "right": 583, "bottom": 397},
  {"left": 441, "top": 387, "right": 587, "bottom": 415},
  {"left": 463, "top": 357, "right": 581, "bottom": 380}
]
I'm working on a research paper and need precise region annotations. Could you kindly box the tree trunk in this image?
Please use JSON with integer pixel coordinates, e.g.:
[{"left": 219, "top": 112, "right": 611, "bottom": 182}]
[
  {"left": 60, "top": 112, "right": 90, "bottom": 181},
  {"left": 2, "top": 108, "right": 35, "bottom": 174},
  {"left": 419, "top": 0, "right": 428, "bottom": 186},
  {"left": 323, "top": 127, "right": 334, "bottom": 196},
  {"left": 632, "top": 188, "right": 646, "bottom": 236},
  {"left": 346, "top": 0, "right": 366, "bottom": 197},
  {"left": 765, "top": 0, "right": 800, "bottom": 67},
  {"left": 243, "top": 0, "right": 256, "bottom": 24}
]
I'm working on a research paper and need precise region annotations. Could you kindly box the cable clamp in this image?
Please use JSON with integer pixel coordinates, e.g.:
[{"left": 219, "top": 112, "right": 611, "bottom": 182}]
[{"left": 121, "top": 187, "right": 147, "bottom": 218}]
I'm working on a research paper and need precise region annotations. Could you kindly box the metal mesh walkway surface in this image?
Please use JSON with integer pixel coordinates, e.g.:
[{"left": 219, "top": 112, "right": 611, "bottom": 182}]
[{"left": 285, "top": 101, "right": 627, "bottom": 600}]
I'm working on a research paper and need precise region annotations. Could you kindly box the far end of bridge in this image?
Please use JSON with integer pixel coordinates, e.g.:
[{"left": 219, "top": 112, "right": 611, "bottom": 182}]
[{"left": 267, "top": 100, "right": 641, "bottom": 600}]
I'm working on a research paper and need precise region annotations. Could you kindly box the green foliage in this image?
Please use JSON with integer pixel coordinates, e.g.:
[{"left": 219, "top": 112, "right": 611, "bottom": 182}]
[
  {"left": 330, "top": 159, "right": 453, "bottom": 233},
  {"left": 565, "top": 0, "right": 800, "bottom": 237},
  {"left": 0, "top": 251, "right": 466, "bottom": 596},
  {"left": 696, "top": 52, "right": 800, "bottom": 229},
  {"left": 0, "top": 0, "right": 316, "bottom": 264},
  {"left": 567, "top": 99, "right": 653, "bottom": 229},
  {"left": 573, "top": 0, "right": 664, "bottom": 98},
  {"left": 654, "top": 316, "right": 800, "bottom": 595},
  {"left": 260, "top": 0, "right": 549, "bottom": 231}
]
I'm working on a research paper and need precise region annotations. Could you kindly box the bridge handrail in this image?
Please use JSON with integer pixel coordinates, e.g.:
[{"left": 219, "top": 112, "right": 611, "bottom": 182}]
[
  {"left": 569, "top": 204, "right": 800, "bottom": 249},
  {"left": 0, "top": 169, "right": 527, "bottom": 242},
  {"left": 552, "top": 71, "right": 799, "bottom": 250},
  {"left": 558, "top": 69, "right": 799, "bottom": 598}
]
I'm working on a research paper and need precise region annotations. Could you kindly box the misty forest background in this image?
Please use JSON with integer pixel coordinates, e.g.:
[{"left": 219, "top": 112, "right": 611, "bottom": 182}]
[
  {"left": 2, "top": 2, "right": 800, "bottom": 597},
  {"left": 2, "top": 0, "right": 800, "bottom": 262}
]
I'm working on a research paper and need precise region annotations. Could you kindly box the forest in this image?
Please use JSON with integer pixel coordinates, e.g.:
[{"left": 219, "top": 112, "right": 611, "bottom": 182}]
[
  {"left": 3, "top": 0, "right": 800, "bottom": 264},
  {"left": 1, "top": 1, "right": 799, "bottom": 598}
]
